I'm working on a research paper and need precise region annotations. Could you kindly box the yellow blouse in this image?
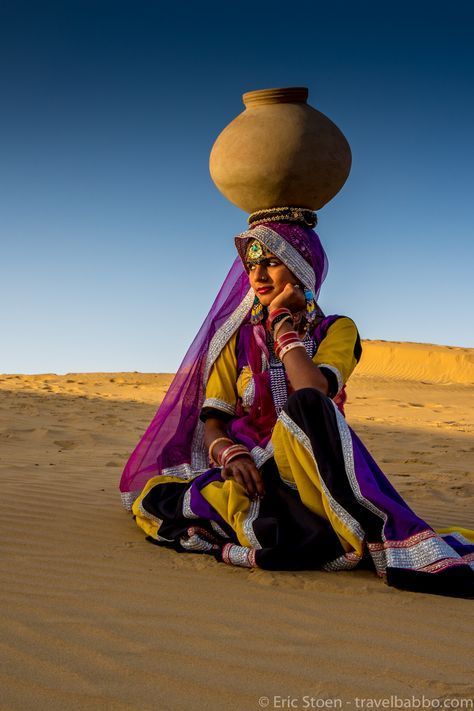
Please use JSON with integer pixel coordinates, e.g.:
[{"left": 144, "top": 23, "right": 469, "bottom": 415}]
[{"left": 203, "top": 316, "right": 361, "bottom": 416}]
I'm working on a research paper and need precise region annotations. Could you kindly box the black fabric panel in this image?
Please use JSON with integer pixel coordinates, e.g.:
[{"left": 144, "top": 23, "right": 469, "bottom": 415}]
[
  {"left": 354, "top": 332, "right": 362, "bottom": 362},
  {"left": 386, "top": 565, "right": 474, "bottom": 598},
  {"left": 318, "top": 367, "right": 339, "bottom": 398},
  {"left": 231, "top": 459, "right": 346, "bottom": 571},
  {"left": 141, "top": 480, "right": 237, "bottom": 544},
  {"left": 283, "top": 388, "right": 385, "bottom": 540}
]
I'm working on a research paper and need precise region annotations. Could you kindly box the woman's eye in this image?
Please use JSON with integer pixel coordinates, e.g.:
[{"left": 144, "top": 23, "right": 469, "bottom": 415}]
[{"left": 268, "top": 260, "right": 281, "bottom": 267}]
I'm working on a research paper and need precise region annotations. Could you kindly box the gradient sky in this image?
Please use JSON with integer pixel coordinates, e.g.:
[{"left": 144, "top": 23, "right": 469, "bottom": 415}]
[{"left": 1, "top": 0, "right": 473, "bottom": 374}]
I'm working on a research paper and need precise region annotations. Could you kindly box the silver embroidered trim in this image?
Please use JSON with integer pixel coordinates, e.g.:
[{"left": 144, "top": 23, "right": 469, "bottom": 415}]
[
  {"left": 331, "top": 400, "right": 388, "bottom": 529},
  {"left": 236, "top": 226, "right": 316, "bottom": 290},
  {"left": 182, "top": 488, "right": 199, "bottom": 519},
  {"left": 250, "top": 441, "right": 274, "bottom": 469},
  {"left": 323, "top": 553, "right": 362, "bottom": 571},
  {"left": 330, "top": 401, "right": 469, "bottom": 573},
  {"left": 190, "top": 418, "right": 207, "bottom": 471},
  {"left": 226, "top": 544, "right": 254, "bottom": 567},
  {"left": 121, "top": 490, "right": 140, "bottom": 511},
  {"left": 280, "top": 476, "right": 298, "bottom": 490},
  {"left": 211, "top": 520, "right": 230, "bottom": 539},
  {"left": 160, "top": 463, "right": 205, "bottom": 479},
  {"left": 318, "top": 363, "right": 343, "bottom": 393},
  {"left": 389, "top": 536, "right": 460, "bottom": 569},
  {"left": 203, "top": 289, "right": 254, "bottom": 384},
  {"left": 243, "top": 498, "right": 262, "bottom": 549},
  {"left": 180, "top": 534, "right": 215, "bottom": 552},
  {"left": 268, "top": 331, "right": 314, "bottom": 415},
  {"left": 242, "top": 377, "right": 255, "bottom": 408},
  {"left": 278, "top": 410, "right": 365, "bottom": 542},
  {"left": 135, "top": 499, "right": 173, "bottom": 542},
  {"left": 137, "top": 500, "right": 163, "bottom": 528},
  {"left": 202, "top": 397, "right": 236, "bottom": 415},
  {"left": 370, "top": 535, "right": 463, "bottom": 571},
  {"left": 189, "top": 289, "right": 254, "bottom": 471}
]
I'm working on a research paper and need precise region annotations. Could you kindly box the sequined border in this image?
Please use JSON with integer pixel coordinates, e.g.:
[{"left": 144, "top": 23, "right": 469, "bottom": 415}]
[
  {"left": 278, "top": 410, "right": 365, "bottom": 542},
  {"left": 222, "top": 543, "right": 258, "bottom": 568},
  {"left": 121, "top": 490, "right": 140, "bottom": 511},
  {"left": 279, "top": 476, "right": 298, "bottom": 490},
  {"left": 189, "top": 289, "right": 255, "bottom": 472},
  {"left": 250, "top": 441, "right": 274, "bottom": 469},
  {"left": 203, "top": 289, "right": 255, "bottom": 384},
  {"left": 137, "top": 500, "right": 163, "bottom": 528},
  {"left": 242, "top": 378, "right": 255, "bottom": 408},
  {"left": 137, "top": 500, "right": 174, "bottom": 542},
  {"left": 243, "top": 498, "right": 262, "bottom": 549},
  {"left": 180, "top": 534, "right": 217, "bottom": 552},
  {"left": 160, "top": 464, "right": 205, "bottom": 479},
  {"left": 211, "top": 520, "right": 230, "bottom": 539},
  {"left": 331, "top": 401, "right": 388, "bottom": 530},
  {"left": 367, "top": 529, "right": 467, "bottom": 571},
  {"left": 235, "top": 226, "right": 316, "bottom": 290},
  {"left": 182, "top": 488, "right": 199, "bottom": 519},
  {"left": 202, "top": 397, "right": 236, "bottom": 416},
  {"left": 323, "top": 551, "right": 362, "bottom": 572}
]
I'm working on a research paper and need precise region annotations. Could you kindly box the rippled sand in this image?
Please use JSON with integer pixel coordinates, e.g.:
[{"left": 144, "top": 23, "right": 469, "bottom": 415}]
[{"left": 1, "top": 341, "right": 473, "bottom": 709}]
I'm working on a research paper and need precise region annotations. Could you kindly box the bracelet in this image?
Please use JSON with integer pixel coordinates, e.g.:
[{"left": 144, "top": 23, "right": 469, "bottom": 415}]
[
  {"left": 267, "top": 307, "right": 292, "bottom": 332},
  {"left": 274, "top": 330, "right": 302, "bottom": 360},
  {"left": 223, "top": 449, "right": 252, "bottom": 466},
  {"left": 276, "top": 329, "right": 299, "bottom": 344},
  {"left": 276, "top": 341, "right": 302, "bottom": 360},
  {"left": 273, "top": 315, "right": 294, "bottom": 339},
  {"left": 274, "top": 330, "right": 300, "bottom": 358},
  {"left": 279, "top": 342, "right": 306, "bottom": 360},
  {"left": 267, "top": 310, "right": 293, "bottom": 333},
  {"left": 220, "top": 443, "right": 251, "bottom": 468},
  {"left": 209, "top": 436, "right": 234, "bottom": 466}
]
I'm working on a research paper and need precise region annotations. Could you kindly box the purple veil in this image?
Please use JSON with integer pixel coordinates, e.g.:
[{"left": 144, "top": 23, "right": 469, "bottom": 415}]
[{"left": 119, "top": 223, "right": 329, "bottom": 510}]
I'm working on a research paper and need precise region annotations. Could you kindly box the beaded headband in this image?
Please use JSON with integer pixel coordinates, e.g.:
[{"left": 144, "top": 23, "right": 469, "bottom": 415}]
[{"left": 248, "top": 206, "right": 317, "bottom": 229}]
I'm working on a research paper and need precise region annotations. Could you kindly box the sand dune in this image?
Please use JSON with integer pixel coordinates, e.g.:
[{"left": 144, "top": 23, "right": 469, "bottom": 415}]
[
  {"left": 358, "top": 340, "right": 474, "bottom": 384},
  {"left": 1, "top": 340, "right": 473, "bottom": 710}
]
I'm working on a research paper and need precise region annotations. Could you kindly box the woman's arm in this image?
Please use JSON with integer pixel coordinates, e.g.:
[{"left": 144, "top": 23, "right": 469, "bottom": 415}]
[
  {"left": 204, "top": 417, "right": 265, "bottom": 498},
  {"left": 268, "top": 284, "right": 331, "bottom": 394},
  {"left": 276, "top": 320, "right": 331, "bottom": 394}
]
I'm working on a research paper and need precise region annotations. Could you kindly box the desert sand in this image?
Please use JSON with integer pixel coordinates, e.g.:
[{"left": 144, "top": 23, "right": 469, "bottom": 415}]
[{"left": 1, "top": 340, "right": 473, "bottom": 710}]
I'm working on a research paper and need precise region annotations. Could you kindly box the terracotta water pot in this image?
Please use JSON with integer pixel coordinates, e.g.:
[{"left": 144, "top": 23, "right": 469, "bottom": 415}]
[{"left": 209, "top": 87, "right": 351, "bottom": 214}]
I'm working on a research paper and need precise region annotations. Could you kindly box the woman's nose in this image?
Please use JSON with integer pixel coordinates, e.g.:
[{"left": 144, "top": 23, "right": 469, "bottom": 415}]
[{"left": 254, "top": 264, "right": 268, "bottom": 281}]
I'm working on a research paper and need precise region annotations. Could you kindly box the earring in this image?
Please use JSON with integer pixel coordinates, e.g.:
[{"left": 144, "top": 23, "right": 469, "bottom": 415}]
[
  {"left": 304, "top": 289, "right": 316, "bottom": 329},
  {"left": 250, "top": 294, "right": 264, "bottom": 325}
]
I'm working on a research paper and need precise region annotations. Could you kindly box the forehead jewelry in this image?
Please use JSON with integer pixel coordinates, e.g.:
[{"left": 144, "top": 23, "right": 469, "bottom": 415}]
[{"left": 246, "top": 239, "right": 274, "bottom": 265}]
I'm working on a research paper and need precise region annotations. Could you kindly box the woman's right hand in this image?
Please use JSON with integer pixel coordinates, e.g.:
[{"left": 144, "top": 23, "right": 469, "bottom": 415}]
[{"left": 221, "top": 455, "right": 265, "bottom": 499}]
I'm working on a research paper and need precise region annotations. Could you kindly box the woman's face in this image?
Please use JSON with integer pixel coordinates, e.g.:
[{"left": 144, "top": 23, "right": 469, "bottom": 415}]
[{"left": 246, "top": 243, "right": 299, "bottom": 307}]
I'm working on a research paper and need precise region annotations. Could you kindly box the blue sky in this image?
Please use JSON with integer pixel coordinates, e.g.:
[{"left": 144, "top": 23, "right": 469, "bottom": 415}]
[{"left": 1, "top": 1, "right": 473, "bottom": 373}]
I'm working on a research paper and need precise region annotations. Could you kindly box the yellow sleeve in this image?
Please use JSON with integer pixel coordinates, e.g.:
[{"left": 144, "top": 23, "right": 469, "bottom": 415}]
[
  {"left": 203, "top": 331, "right": 238, "bottom": 416},
  {"left": 313, "top": 317, "right": 362, "bottom": 392}
]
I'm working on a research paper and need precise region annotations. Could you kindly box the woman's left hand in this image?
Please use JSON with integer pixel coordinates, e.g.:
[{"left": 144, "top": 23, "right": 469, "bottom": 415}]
[{"left": 268, "top": 283, "right": 306, "bottom": 313}]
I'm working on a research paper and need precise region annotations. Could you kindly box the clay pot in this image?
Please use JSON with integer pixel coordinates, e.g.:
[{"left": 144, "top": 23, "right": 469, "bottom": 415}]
[{"left": 209, "top": 87, "right": 351, "bottom": 214}]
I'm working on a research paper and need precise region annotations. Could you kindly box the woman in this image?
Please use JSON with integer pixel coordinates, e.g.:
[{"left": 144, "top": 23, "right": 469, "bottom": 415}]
[{"left": 120, "top": 216, "right": 474, "bottom": 597}]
